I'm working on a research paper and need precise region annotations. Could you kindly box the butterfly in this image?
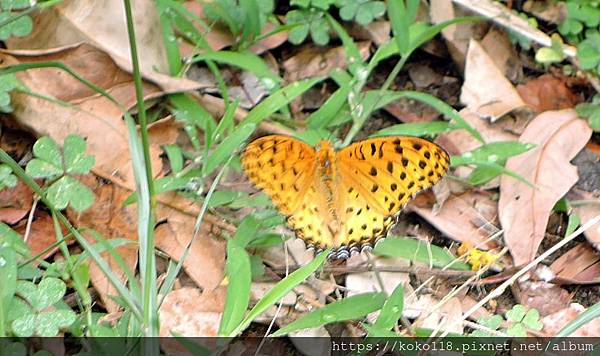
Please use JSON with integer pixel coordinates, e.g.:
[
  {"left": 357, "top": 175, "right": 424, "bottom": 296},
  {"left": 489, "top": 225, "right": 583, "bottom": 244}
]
[{"left": 241, "top": 135, "right": 449, "bottom": 258}]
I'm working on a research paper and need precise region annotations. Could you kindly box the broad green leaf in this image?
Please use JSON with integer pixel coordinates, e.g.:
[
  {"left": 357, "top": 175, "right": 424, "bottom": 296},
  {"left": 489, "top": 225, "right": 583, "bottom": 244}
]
[
  {"left": 32, "top": 136, "right": 62, "bottom": 170},
  {"left": 46, "top": 176, "right": 94, "bottom": 212},
  {"left": 36, "top": 277, "right": 67, "bottom": 310},
  {"left": 63, "top": 134, "right": 95, "bottom": 174},
  {"left": 451, "top": 141, "right": 535, "bottom": 166},
  {"left": 272, "top": 292, "right": 386, "bottom": 336},
  {"left": 506, "top": 304, "right": 526, "bottom": 322},
  {"left": 374, "top": 237, "right": 471, "bottom": 270},
  {"left": 36, "top": 309, "right": 77, "bottom": 336},
  {"left": 0, "top": 222, "right": 29, "bottom": 256}
]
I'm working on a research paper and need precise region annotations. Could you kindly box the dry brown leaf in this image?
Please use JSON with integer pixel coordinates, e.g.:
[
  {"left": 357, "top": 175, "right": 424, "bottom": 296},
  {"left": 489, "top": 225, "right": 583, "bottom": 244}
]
[
  {"left": 480, "top": 27, "right": 522, "bottom": 82},
  {"left": 460, "top": 40, "right": 526, "bottom": 120},
  {"left": 408, "top": 191, "right": 500, "bottom": 249},
  {"left": 515, "top": 280, "right": 571, "bottom": 316},
  {"left": 159, "top": 287, "right": 225, "bottom": 352},
  {"left": 542, "top": 304, "right": 600, "bottom": 336},
  {"left": 567, "top": 188, "right": 600, "bottom": 248},
  {"left": 415, "top": 297, "right": 464, "bottom": 334},
  {"left": 155, "top": 203, "right": 226, "bottom": 291},
  {"left": 7, "top": 0, "right": 203, "bottom": 92},
  {"left": 430, "top": 0, "right": 486, "bottom": 70},
  {"left": 517, "top": 74, "right": 581, "bottom": 113},
  {"left": 15, "top": 212, "right": 65, "bottom": 261},
  {"left": 1, "top": 44, "right": 164, "bottom": 191},
  {"left": 0, "top": 180, "right": 32, "bottom": 224},
  {"left": 68, "top": 175, "right": 139, "bottom": 313},
  {"left": 283, "top": 42, "right": 371, "bottom": 82},
  {"left": 551, "top": 243, "right": 600, "bottom": 284},
  {"left": 348, "top": 20, "right": 390, "bottom": 46},
  {"left": 499, "top": 109, "right": 592, "bottom": 266}
]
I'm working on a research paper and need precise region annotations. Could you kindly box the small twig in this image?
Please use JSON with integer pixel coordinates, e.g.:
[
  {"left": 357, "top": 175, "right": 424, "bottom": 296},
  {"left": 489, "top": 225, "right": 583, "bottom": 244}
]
[{"left": 23, "top": 197, "right": 39, "bottom": 243}]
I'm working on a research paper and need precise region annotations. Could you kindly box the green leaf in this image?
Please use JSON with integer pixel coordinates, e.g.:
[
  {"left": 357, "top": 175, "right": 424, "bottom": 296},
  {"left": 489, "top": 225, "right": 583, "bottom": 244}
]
[
  {"left": 557, "top": 300, "right": 600, "bottom": 336},
  {"left": 218, "top": 238, "right": 252, "bottom": 336},
  {"left": 371, "top": 121, "right": 451, "bottom": 137},
  {"left": 0, "top": 246, "right": 17, "bottom": 326},
  {"left": 46, "top": 175, "right": 95, "bottom": 212},
  {"left": 163, "top": 144, "right": 183, "bottom": 173},
  {"left": 371, "top": 284, "right": 404, "bottom": 331},
  {"left": 374, "top": 237, "right": 471, "bottom": 270},
  {"left": 35, "top": 277, "right": 67, "bottom": 310},
  {"left": 506, "top": 304, "right": 526, "bottom": 322},
  {"left": 565, "top": 213, "right": 581, "bottom": 237},
  {"left": 476, "top": 314, "right": 503, "bottom": 330},
  {"left": 11, "top": 313, "right": 36, "bottom": 337},
  {"left": 272, "top": 292, "right": 386, "bottom": 336},
  {"left": 226, "top": 249, "right": 330, "bottom": 337},
  {"left": 192, "top": 51, "right": 282, "bottom": 84},
  {"left": 36, "top": 309, "right": 77, "bottom": 336},
  {"left": 506, "top": 322, "right": 527, "bottom": 337},
  {"left": 522, "top": 308, "right": 543, "bottom": 331},
  {"left": 26, "top": 137, "right": 64, "bottom": 178},
  {"left": 0, "top": 222, "right": 29, "bottom": 257},
  {"left": 203, "top": 123, "right": 256, "bottom": 176},
  {"left": 63, "top": 135, "right": 95, "bottom": 174},
  {"left": 0, "top": 163, "right": 17, "bottom": 189},
  {"left": 451, "top": 141, "right": 535, "bottom": 166}
]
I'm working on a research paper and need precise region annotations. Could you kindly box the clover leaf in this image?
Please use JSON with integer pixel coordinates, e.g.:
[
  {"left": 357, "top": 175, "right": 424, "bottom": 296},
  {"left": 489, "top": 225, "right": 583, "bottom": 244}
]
[
  {"left": 338, "top": 0, "right": 386, "bottom": 25},
  {"left": 25, "top": 135, "right": 95, "bottom": 212},
  {"left": 286, "top": 8, "right": 330, "bottom": 45},
  {"left": 576, "top": 94, "right": 600, "bottom": 131},
  {"left": 522, "top": 309, "right": 543, "bottom": 331},
  {"left": 0, "top": 11, "right": 32, "bottom": 40},
  {"left": 578, "top": 31, "right": 600, "bottom": 73},
  {"left": 0, "top": 74, "right": 20, "bottom": 112},
  {"left": 10, "top": 278, "right": 76, "bottom": 337},
  {"left": 291, "top": 0, "right": 334, "bottom": 10},
  {"left": 0, "top": 164, "right": 16, "bottom": 190}
]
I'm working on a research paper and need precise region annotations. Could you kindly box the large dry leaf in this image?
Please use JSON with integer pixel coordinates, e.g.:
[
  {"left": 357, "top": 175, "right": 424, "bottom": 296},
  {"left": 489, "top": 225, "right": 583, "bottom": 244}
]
[
  {"left": 551, "top": 243, "right": 600, "bottom": 284},
  {"left": 460, "top": 40, "right": 526, "bottom": 120},
  {"left": 155, "top": 203, "right": 226, "bottom": 291},
  {"left": 0, "top": 180, "right": 32, "bottom": 224},
  {"left": 283, "top": 42, "right": 371, "bottom": 82},
  {"left": 68, "top": 175, "right": 139, "bottom": 313},
  {"left": 408, "top": 191, "right": 500, "bottom": 249},
  {"left": 1, "top": 44, "right": 164, "bottom": 191},
  {"left": 480, "top": 27, "right": 522, "bottom": 82},
  {"left": 514, "top": 280, "right": 571, "bottom": 316},
  {"left": 516, "top": 74, "right": 581, "bottom": 113},
  {"left": 159, "top": 287, "right": 225, "bottom": 352},
  {"left": 498, "top": 109, "right": 592, "bottom": 266},
  {"left": 542, "top": 304, "right": 600, "bottom": 336},
  {"left": 6, "top": 0, "right": 203, "bottom": 92}
]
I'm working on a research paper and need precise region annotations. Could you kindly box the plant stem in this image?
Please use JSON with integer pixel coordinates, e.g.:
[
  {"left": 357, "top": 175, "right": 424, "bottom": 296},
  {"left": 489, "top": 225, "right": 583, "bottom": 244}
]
[{"left": 123, "top": 0, "right": 158, "bottom": 337}]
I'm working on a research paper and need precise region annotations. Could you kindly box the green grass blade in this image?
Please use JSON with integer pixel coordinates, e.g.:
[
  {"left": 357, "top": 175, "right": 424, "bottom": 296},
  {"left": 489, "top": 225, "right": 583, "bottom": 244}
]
[
  {"left": 372, "top": 284, "right": 404, "bottom": 331},
  {"left": 557, "top": 301, "right": 600, "bottom": 336},
  {"left": 202, "top": 123, "right": 256, "bottom": 176},
  {"left": 374, "top": 237, "right": 471, "bottom": 270},
  {"left": 370, "top": 121, "right": 451, "bottom": 137},
  {"left": 272, "top": 292, "right": 386, "bottom": 336},
  {"left": 218, "top": 238, "right": 252, "bottom": 336},
  {"left": 226, "top": 249, "right": 330, "bottom": 337},
  {"left": 244, "top": 77, "right": 325, "bottom": 125},
  {"left": 192, "top": 51, "right": 282, "bottom": 84}
]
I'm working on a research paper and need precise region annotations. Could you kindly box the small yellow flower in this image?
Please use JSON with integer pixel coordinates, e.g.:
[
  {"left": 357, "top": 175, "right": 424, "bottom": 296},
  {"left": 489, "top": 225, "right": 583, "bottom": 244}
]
[{"left": 458, "top": 242, "right": 498, "bottom": 271}]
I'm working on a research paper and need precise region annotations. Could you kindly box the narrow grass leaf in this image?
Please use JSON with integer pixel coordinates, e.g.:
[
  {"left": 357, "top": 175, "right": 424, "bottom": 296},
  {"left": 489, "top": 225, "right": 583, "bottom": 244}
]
[
  {"left": 374, "top": 237, "right": 471, "bottom": 270},
  {"left": 244, "top": 77, "right": 324, "bottom": 125},
  {"left": 451, "top": 141, "right": 535, "bottom": 166},
  {"left": 372, "top": 284, "right": 404, "bottom": 331},
  {"left": 387, "top": 0, "right": 410, "bottom": 56},
  {"left": 192, "top": 51, "right": 281, "bottom": 83},
  {"left": 556, "top": 301, "right": 600, "bottom": 336},
  {"left": 272, "top": 292, "right": 386, "bottom": 336},
  {"left": 218, "top": 238, "right": 252, "bottom": 336},
  {"left": 227, "top": 250, "right": 330, "bottom": 337},
  {"left": 371, "top": 121, "right": 451, "bottom": 137},
  {"left": 203, "top": 123, "right": 256, "bottom": 176},
  {"left": 307, "top": 85, "right": 351, "bottom": 129}
]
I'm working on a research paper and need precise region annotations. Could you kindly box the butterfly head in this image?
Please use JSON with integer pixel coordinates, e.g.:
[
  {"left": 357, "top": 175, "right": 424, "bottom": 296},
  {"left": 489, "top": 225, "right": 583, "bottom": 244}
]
[{"left": 316, "top": 140, "right": 335, "bottom": 172}]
